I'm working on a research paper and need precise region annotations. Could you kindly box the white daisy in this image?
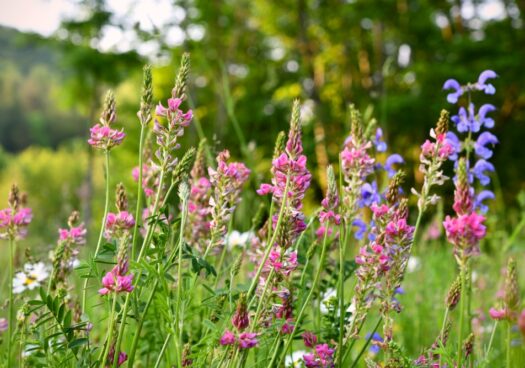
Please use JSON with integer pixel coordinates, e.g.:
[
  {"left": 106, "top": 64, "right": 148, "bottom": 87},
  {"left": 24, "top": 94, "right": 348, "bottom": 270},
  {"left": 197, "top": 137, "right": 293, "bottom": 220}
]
[
  {"left": 226, "top": 230, "right": 253, "bottom": 249},
  {"left": 13, "top": 262, "right": 50, "bottom": 294},
  {"left": 285, "top": 350, "right": 307, "bottom": 367}
]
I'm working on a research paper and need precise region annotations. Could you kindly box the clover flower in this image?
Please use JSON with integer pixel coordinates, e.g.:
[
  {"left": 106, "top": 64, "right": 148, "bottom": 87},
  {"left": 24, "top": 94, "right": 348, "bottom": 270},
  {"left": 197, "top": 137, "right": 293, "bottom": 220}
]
[
  {"left": 88, "top": 91, "right": 125, "bottom": 150},
  {"left": 13, "top": 262, "right": 50, "bottom": 294}
]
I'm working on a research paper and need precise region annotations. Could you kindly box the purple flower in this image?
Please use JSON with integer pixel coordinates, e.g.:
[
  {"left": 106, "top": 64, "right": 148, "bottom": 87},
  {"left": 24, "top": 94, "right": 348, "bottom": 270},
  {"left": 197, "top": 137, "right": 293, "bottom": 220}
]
[
  {"left": 446, "top": 132, "right": 461, "bottom": 161},
  {"left": 373, "top": 128, "right": 387, "bottom": 152},
  {"left": 238, "top": 332, "right": 258, "bottom": 349},
  {"left": 220, "top": 330, "right": 236, "bottom": 346},
  {"left": 359, "top": 182, "right": 380, "bottom": 208},
  {"left": 474, "top": 190, "right": 495, "bottom": 213},
  {"left": 384, "top": 154, "right": 404, "bottom": 178},
  {"left": 352, "top": 218, "right": 367, "bottom": 240},
  {"left": 451, "top": 103, "right": 478, "bottom": 133},
  {"left": 443, "top": 78, "right": 463, "bottom": 104},
  {"left": 475, "top": 132, "right": 498, "bottom": 160},
  {"left": 476, "top": 70, "right": 497, "bottom": 95},
  {"left": 478, "top": 104, "right": 496, "bottom": 129},
  {"left": 365, "top": 332, "right": 383, "bottom": 354},
  {"left": 473, "top": 159, "right": 495, "bottom": 186}
]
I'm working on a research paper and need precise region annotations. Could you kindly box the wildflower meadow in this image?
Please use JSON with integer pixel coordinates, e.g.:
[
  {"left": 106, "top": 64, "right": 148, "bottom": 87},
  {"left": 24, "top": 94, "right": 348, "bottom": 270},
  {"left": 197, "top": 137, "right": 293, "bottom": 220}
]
[{"left": 1, "top": 31, "right": 525, "bottom": 367}]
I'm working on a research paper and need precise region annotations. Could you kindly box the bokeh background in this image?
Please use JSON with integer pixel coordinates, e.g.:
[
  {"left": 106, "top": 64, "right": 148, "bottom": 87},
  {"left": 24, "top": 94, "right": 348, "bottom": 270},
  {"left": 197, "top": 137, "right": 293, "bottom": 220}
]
[{"left": 0, "top": 0, "right": 524, "bottom": 246}]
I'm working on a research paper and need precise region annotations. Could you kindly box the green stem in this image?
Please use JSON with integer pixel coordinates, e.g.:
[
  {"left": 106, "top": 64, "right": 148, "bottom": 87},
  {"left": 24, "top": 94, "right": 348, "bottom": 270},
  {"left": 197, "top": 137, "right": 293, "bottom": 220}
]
[
  {"left": 131, "top": 124, "right": 146, "bottom": 261},
  {"left": 274, "top": 231, "right": 330, "bottom": 367},
  {"left": 348, "top": 317, "right": 382, "bottom": 368},
  {"left": 483, "top": 321, "right": 498, "bottom": 366},
  {"left": 112, "top": 168, "right": 167, "bottom": 363},
  {"left": 99, "top": 294, "right": 118, "bottom": 368},
  {"left": 457, "top": 260, "right": 467, "bottom": 368},
  {"left": 82, "top": 151, "right": 111, "bottom": 314},
  {"left": 154, "top": 333, "right": 172, "bottom": 368},
  {"left": 7, "top": 238, "right": 15, "bottom": 367},
  {"left": 506, "top": 321, "right": 512, "bottom": 368},
  {"left": 438, "top": 308, "right": 450, "bottom": 366},
  {"left": 175, "top": 193, "right": 189, "bottom": 368},
  {"left": 126, "top": 280, "right": 158, "bottom": 366},
  {"left": 246, "top": 176, "right": 291, "bottom": 305},
  {"left": 337, "top": 220, "right": 349, "bottom": 367}
]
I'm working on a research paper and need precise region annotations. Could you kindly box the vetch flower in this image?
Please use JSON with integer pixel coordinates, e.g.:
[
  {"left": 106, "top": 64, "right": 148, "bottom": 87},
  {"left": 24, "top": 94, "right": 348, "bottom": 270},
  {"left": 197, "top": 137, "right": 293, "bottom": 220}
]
[
  {"left": 489, "top": 307, "right": 506, "bottom": 320},
  {"left": 359, "top": 182, "right": 380, "bottom": 208},
  {"left": 13, "top": 262, "right": 50, "bottom": 294},
  {"left": 238, "top": 332, "right": 258, "bottom": 349},
  {"left": 302, "top": 331, "right": 318, "bottom": 348},
  {"left": 98, "top": 264, "right": 134, "bottom": 295},
  {"left": 220, "top": 330, "right": 236, "bottom": 346},
  {"left": 88, "top": 91, "right": 125, "bottom": 151}
]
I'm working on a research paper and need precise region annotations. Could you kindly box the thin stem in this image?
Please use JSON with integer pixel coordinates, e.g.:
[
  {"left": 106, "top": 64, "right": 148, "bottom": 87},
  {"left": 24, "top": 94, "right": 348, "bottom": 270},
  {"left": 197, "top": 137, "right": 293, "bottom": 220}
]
[
  {"left": 99, "top": 294, "right": 118, "bottom": 368},
  {"left": 506, "top": 321, "right": 512, "bottom": 368},
  {"left": 483, "top": 321, "right": 498, "bottom": 366},
  {"left": 112, "top": 168, "right": 167, "bottom": 362},
  {"left": 82, "top": 151, "right": 111, "bottom": 314},
  {"left": 348, "top": 318, "right": 382, "bottom": 368},
  {"left": 337, "top": 220, "right": 348, "bottom": 367},
  {"left": 7, "top": 238, "right": 15, "bottom": 367},
  {"left": 246, "top": 176, "right": 291, "bottom": 304},
  {"left": 457, "top": 260, "right": 467, "bottom": 368},
  {"left": 131, "top": 124, "right": 146, "bottom": 261},
  {"left": 126, "top": 280, "right": 158, "bottom": 366},
  {"left": 274, "top": 231, "right": 330, "bottom": 367},
  {"left": 154, "top": 333, "right": 172, "bottom": 368},
  {"left": 175, "top": 192, "right": 189, "bottom": 368},
  {"left": 438, "top": 308, "right": 450, "bottom": 366}
]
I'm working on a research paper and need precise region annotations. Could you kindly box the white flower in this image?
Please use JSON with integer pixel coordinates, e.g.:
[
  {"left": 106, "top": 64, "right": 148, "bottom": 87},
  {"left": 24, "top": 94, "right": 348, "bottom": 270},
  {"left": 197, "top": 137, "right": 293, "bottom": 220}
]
[
  {"left": 285, "top": 350, "right": 307, "bottom": 367},
  {"left": 226, "top": 230, "right": 253, "bottom": 249},
  {"left": 13, "top": 262, "right": 50, "bottom": 294},
  {"left": 320, "top": 287, "right": 337, "bottom": 314},
  {"left": 407, "top": 256, "right": 420, "bottom": 273}
]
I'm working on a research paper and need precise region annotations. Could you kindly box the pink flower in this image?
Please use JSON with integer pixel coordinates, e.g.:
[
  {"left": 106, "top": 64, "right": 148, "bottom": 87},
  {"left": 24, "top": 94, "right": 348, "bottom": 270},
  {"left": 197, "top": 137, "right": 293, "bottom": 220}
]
[
  {"left": 88, "top": 124, "right": 125, "bottom": 150},
  {"left": 104, "top": 211, "right": 135, "bottom": 240},
  {"left": 281, "top": 320, "right": 294, "bottom": 334},
  {"left": 370, "top": 203, "right": 389, "bottom": 217},
  {"left": 220, "top": 330, "right": 236, "bottom": 346},
  {"left": 420, "top": 140, "right": 435, "bottom": 157},
  {"left": 0, "top": 207, "right": 32, "bottom": 240},
  {"left": 443, "top": 212, "right": 486, "bottom": 250},
  {"left": 489, "top": 307, "right": 507, "bottom": 320},
  {"left": 59, "top": 224, "right": 86, "bottom": 245},
  {"left": 98, "top": 265, "right": 134, "bottom": 295},
  {"left": 302, "top": 331, "right": 318, "bottom": 348},
  {"left": 238, "top": 332, "right": 258, "bottom": 349}
]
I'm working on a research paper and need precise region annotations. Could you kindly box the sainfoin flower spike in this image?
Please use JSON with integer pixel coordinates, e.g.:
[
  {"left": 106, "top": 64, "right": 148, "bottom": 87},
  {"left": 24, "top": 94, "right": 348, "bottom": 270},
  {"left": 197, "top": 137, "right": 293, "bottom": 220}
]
[
  {"left": 88, "top": 90, "right": 125, "bottom": 150},
  {"left": 0, "top": 184, "right": 32, "bottom": 240}
]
